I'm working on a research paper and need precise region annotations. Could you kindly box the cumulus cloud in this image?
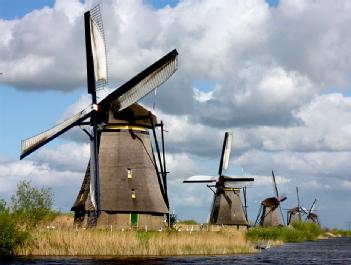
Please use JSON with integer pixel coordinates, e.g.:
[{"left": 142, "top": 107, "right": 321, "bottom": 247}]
[
  {"left": 2, "top": 0, "right": 351, "bottom": 126},
  {"left": 192, "top": 65, "right": 316, "bottom": 127},
  {"left": 31, "top": 142, "right": 90, "bottom": 171},
  {"left": 0, "top": 1, "right": 87, "bottom": 90},
  {"left": 0, "top": 150, "right": 86, "bottom": 211}
]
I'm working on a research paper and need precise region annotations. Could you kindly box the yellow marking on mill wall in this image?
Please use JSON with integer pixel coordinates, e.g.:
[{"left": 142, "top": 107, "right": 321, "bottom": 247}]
[{"left": 104, "top": 125, "right": 147, "bottom": 131}]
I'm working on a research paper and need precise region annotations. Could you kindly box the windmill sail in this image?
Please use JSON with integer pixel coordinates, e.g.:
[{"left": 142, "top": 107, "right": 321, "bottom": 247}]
[
  {"left": 222, "top": 177, "right": 254, "bottom": 188},
  {"left": 272, "top": 170, "right": 279, "bottom": 198},
  {"left": 218, "top": 132, "right": 233, "bottom": 175},
  {"left": 85, "top": 6, "right": 107, "bottom": 98},
  {"left": 296, "top": 186, "right": 300, "bottom": 208},
  {"left": 101, "top": 49, "right": 178, "bottom": 112},
  {"left": 310, "top": 199, "right": 317, "bottom": 212},
  {"left": 90, "top": 15, "right": 107, "bottom": 84},
  {"left": 183, "top": 175, "right": 217, "bottom": 183},
  {"left": 20, "top": 107, "right": 93, "bottom": 159},
  {"left": 20, "top": 50, "right": 178, "bottom": 160}
]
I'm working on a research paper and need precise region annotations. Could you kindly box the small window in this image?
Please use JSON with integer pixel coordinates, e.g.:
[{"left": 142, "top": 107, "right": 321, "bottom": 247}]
[
  {"left": 127, "top": 168, "right": 133, "bottom": 179},
  {"left": 131, "top": 189, "right": 136, "bottom": 199}
]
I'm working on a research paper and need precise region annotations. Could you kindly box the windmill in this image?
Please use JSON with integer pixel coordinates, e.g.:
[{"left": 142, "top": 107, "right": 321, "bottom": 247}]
[
  {"left": 304, "top": 199, "right": 319, "bottom": 225},
  {"left": 254, "top": 170, "right": 287, "bottom": 227},
  {"left": 287, "top": 187, "right": 302, "bottom": 225},
  {"left": 20, "top": 6, "right": 178, "bottom": 229},
  {"left": 183, "top": 132, "right": 254, "bottom": 228}
]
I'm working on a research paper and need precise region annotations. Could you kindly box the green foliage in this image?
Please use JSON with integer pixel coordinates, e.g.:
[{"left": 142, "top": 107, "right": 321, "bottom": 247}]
[
  {"left": 169, "top": 212, "right": 177, "bottom": 228},
  {"left": 323, "top": 228, "right": 351, "bottom": 237},
  {"left": 292, "top": 221, "right": 321, "bottom": 240},
  {"left": 11, "top": 180, "right": 54, "bottom": 228},
  {"left": 179, "top": 219, "right": 198, "bottom": 225},
  {"left": 136, "top": 231, "right": 158, "bottom": 244},
  {"left": 246, "top": 222, "right": 322, "bottom": 243},
  {"left": 0, "top": 200, "right": 29, "bottom": 257}
]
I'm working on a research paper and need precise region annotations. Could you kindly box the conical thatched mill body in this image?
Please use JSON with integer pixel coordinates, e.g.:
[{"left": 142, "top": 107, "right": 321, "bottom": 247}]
[
  {"left": 20, "top": 6, "right": 178, "bottom": 229},
  {"left": 255, "top": 171, "right": 286, "bottom": 227},
  {"left": 183, "top": 132, "right": 254, "bottom": 228},
  {"left": 287, "top": 187, "right": 302, "bottom": 225},
  {"left": 71, "top": 104, "right": 170, "bottom": 229},
  {"left": 305, "top": 199, "right": 320, "bottom": 225}
]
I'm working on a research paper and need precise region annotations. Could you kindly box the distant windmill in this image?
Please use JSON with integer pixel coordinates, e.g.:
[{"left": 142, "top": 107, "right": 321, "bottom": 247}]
[
  {"left": 287, "top": 187, "right": 302, "bottom": 225},
  {"left": 20, "top": 6, "right": 178, "bottom": 229},
  {"left": 304, "top": 199, "right": 319, "bottom": 225},
  {"left": 254, "top": 170, "right": 287, "bottom": 227},
  {"left": 183, "top": 132, "right": 254, "bottom": 227}
]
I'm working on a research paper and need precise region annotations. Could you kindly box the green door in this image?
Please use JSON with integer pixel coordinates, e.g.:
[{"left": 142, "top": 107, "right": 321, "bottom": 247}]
[{"left": 131, "top": 213, "right": 138, "bottom": 227}]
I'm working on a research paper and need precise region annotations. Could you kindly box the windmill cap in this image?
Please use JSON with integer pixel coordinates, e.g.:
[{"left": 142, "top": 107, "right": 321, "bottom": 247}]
[
  {"left": 108, "top": 103, "right": 157, "bottom": 127},
  {"left": 262, "top": 197, "right": 280, "bottom": 207}
]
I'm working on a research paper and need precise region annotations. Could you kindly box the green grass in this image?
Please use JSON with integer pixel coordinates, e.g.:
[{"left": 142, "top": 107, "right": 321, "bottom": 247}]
[
  {"left": 323, "top": 228, "right": 351, "bottom": 237},
  {"left": 246, "top": 222, "right": 322, "bottom": 243},
  {"left": 178, "top": 220, "right": 198, "bottom": 225}
]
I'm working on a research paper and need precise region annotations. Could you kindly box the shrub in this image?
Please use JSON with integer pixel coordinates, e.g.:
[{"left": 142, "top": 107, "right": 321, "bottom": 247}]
[
  {"left": 169, "top": 212, "right": 177, "bottom": 228},
  {"left": 179, "top": 220, "right": 198, "bottom": 225},
  {"left": 11, "top": 180, "right": 55, "bottom": 228},
  {"left": 246, "top": 222, "right": 322, "bottom": 243},
  {"left": 0, "top": 200, "right": 29, "bottom": 257}
]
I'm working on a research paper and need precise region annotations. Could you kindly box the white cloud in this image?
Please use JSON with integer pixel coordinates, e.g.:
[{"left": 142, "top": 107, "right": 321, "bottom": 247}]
[
  {"left": 193, "top": 87, "right": 213, "bottom": 102},
  {"left": 0, "top": 155, "right": 84, "bottom": 211},
  {"left": 32, "top": 142, "right": 90, "bottom": 171}
]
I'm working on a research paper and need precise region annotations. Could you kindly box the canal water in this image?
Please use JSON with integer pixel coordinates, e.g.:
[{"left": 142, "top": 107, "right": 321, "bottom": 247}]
[{"left": 2, "top": 237, "right": 351, "bottom": 265}]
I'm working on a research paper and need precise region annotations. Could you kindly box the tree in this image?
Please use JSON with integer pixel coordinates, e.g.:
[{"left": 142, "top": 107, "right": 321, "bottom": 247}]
[
  {"left": 0, "top": 200, "right": 28, "bottom": 257},
  {"left": 11, "top": 180, "right": 54, "bottom": 227}
]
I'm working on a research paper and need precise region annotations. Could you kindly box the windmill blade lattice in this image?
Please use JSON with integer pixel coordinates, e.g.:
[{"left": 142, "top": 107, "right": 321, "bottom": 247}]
[
  {"left": 218, "top": 132, "right": 233, "bottom": 176},
  {"left": 100, "top": 50, "right": 178, "bottom": 113},
  {"left": 20, "top": 106, "right": 93, "bottom": 159},
  {"left": 183, "top": 175, "right": 217, "bottom": 183},
  {"left": 272, "top": 170, "right": 279, "bottom": 198},
  {"left": 296, "top": 186, "right": 300, "bottom": 209},
  {"left": 309, "top": 199, "right": 317, "bottom": 213}
]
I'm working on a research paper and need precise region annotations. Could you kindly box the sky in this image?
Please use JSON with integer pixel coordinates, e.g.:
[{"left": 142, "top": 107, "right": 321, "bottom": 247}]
[{"left": 0, "top": 0, "right": 351, "bottom": 229}]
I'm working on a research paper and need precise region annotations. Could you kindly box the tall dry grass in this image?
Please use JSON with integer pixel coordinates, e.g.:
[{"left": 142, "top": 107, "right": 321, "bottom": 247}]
[{"left": 18, "top": 228, "right": 256, "bottom": 256}]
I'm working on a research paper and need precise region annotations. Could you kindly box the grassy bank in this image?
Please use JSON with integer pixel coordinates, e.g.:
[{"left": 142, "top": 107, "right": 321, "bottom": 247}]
[
  {"left": 246, "top": 222, "right": 322, "bottom": 243},
  {"left": 18, "top": 228, "right": 256, "bottom": 256},
  {"left": 3, "top": 181, "right": 349, "bottom": 257},
  {"left": 323, "top": 228, "right": 351, "bottom": 237},
  {"left": 14, "top": 219, "right": 351, "bottom": 256}
]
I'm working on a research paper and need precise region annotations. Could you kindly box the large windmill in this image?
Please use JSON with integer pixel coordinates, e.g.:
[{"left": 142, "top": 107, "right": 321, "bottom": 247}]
[
  {"left": 287, "top": 187, "right": 302, "bottom": 225},
  {"left": 254, "top": 170, "right": 287, "bottom": 227},
  {"left": 304, "top": 199, "right": 319, "bottom": 225},
  {"left": 20, "top": 6, "right": 178, "bottom": 229},
  {"left": 183, "top": 132, "right": 254, "bottom": 228}
]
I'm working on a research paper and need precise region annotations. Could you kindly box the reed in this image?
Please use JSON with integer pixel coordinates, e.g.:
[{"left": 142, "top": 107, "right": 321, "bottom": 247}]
[
  {"left": 246, "top": 222, "right": 322, "bottom": 243},
  {"left": 323, "top": 228, "right": 351, "bottom": 237},
  {"left": 17, "top": 228, "right": 256, "bottom": 256}
]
